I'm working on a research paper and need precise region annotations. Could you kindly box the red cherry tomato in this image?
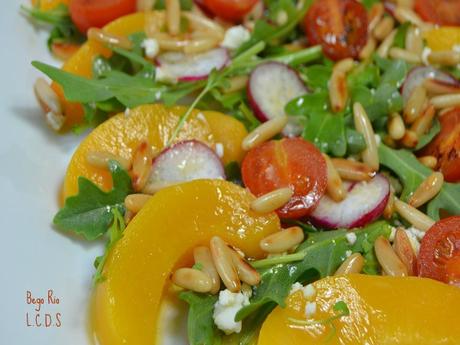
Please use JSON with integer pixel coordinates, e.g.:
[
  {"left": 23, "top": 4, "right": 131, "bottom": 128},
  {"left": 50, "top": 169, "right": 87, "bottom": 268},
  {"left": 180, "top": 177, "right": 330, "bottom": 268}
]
[
  {"left": 418, "top": 216, "right": 460, "bottom": 286},
  {"left": 414, "top": 0, "right": 460, "bottom": 26},
  {"left": 69, "top": 0, "right": 136, "bottom": 34},
  {"left": 203, "top": 0, "right": 258, "bottom": 22},
  {"left": 305, "top": 0, "right": 368, "bottom": 61},
  {"left": 242, "top": 138, "right": 327, "bottom": 219}
]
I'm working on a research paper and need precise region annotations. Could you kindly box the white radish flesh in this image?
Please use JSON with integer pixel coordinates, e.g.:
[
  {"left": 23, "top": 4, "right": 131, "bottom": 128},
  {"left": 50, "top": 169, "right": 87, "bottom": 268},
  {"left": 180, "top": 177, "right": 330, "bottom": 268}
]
[
  {"left": 310, "top": 174, "right": 390, "bottom": 229},
  {"left": 156, "top": 47, "right": 229, "bottom": 81},
  {"left": 148, "top": 140, "right": 225, "bottom": 185},
  {"left": 247, "top": 62, "right": 308, "bottom": 137}
]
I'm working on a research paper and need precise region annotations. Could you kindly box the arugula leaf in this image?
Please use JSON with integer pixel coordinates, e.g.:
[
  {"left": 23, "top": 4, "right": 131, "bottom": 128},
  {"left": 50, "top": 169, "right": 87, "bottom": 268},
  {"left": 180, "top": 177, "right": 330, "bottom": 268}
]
[
  {"left": 393, "top": 23, "right": 410, "bottom": 49},
  {"left": 180, "top": 292, "right": 221, "bottom": 345},
  {"left": 236, "top": 221, "right": 391, "bottom": 321},
  {"left": 379, "top": 144, "right": 460, "bottom": 220},
  {"left": 415, "top": 118, "right": 441, "bottom": 151},
  {"left": 53, "top": 161, "right": 132, "bottom": 240}
]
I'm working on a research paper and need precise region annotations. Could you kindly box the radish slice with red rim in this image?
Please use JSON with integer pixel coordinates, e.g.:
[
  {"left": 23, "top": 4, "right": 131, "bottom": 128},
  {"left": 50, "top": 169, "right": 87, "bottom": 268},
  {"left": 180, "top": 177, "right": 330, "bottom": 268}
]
[
  {"left": 309, "top": 174, "right": 390, "bottom": 229},
  {"left": 402, "top": 66, "right": 460, "bottom": 104},
  {"left": 247, "top": 61, "right": 308, "bottom": 137},
  {"left": 147, "top": 140, "right": 225, "bottom": 185},
  {"left": 156, "top": 48, "right": 229, "bottom": 82}
]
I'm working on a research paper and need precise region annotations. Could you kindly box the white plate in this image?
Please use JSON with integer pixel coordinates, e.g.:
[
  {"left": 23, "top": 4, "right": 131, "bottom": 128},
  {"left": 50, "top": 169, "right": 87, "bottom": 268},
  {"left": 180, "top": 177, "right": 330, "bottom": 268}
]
[{"left": 0, "top": 3, "right": 102, "bottom": 344}]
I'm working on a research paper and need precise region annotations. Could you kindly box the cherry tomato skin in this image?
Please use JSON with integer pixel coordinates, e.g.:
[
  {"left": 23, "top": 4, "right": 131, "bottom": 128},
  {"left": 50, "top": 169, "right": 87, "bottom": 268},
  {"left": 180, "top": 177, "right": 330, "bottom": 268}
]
[
  {"left": 203, "top": 0, "right": 258, "bottom": 22},
  {"left": 305, "top": 0, "right": 368, "bottom": 61},
  {"left": 242, "top": 138, "right": 327, "bottom": 219},
  {"left": 69, "top": 0, "right": 137, "bottom": 34},
  {"left": 418, "top": 216, "right": 460, "bottom": 286},
  {"left": 414, "top": 0, "right": 460, "bottom": 26}
]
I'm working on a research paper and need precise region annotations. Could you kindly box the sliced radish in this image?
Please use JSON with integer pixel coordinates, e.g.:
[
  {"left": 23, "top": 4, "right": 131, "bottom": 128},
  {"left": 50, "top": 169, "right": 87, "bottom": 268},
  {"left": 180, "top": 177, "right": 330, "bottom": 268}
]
[
  {"left": 309, "top": 174, "right": 390, "bottom": 229},
  {"left": 247, "top": 62, "right": 308, "bottom": 137},
  {"left": 402, "top": 66, "right": 460, "bottom": 104},
  {"left": 148, "top": 140, "right": 225, "bottom": 184},
  {"left": 156, "top": 48, "right": 229, "bottom": 82}
]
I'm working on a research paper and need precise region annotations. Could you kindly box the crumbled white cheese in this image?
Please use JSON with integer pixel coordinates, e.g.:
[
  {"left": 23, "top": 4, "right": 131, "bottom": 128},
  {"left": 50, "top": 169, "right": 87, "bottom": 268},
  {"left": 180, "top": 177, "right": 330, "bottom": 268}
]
[
  {"left": 374, "top": 134, "right": 381, "bottom": 146},
  {"left": 155, "top": 91, "right": 162, "bottom": 101},
  {"left": 421, "top": 47, "right": 432, "bottom": 65},
  {"left": 213, "top": 290, "right": 250, "bottom": 335},
  {"left": 141, "top": 38, "right": 160, "bottom": 59},
  {"left": 345, "top": 250, "right": 352, "bottom": 258},
  {"left": 124, "top": 108, "right": 131, "bottom": 117},
  {"left": 155, "top": 67, "right": 178, "bottom": 84},
  {"left": 196, "top": 112, "right": 207, "bottom": 122},
  {"left": 290, "top": 282, "right": 303, "bottom": 295},
  {"left": 305, "top": 302, "right": 317, "bottom": 318},
  {"left": 406, "top": 227, "right": 426, "bottom": 241},
  {"left": 345, "top": 232, "right": 357, "bottom": 245},
  {"left": 404, "top": 229, "right": 421, "bottom": 254},
  {"left": 302, "top": 284, "right": 316, "bottom": 300},
  {"left": 276, "top": 10, "right": 288, "bottom": 26},
  {"left": 222, "top": 26, "right": 251, "bottom": 50},
  {"left": 215, "top": 143, "right": 224, "bottom": 158}
]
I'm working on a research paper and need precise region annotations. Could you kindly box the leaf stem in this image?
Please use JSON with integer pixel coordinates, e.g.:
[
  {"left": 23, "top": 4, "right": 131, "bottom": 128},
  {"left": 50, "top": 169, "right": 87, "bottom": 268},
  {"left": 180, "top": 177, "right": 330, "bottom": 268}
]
[{"left": 251, "top": 252, "right": 306, "bottom": 269}]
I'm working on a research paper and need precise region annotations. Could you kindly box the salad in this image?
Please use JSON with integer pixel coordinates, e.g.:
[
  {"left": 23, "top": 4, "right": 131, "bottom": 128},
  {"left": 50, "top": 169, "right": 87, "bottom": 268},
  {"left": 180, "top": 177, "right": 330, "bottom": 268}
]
[{"left": 24, "top": 0, "right": 460, "bottom": 344}]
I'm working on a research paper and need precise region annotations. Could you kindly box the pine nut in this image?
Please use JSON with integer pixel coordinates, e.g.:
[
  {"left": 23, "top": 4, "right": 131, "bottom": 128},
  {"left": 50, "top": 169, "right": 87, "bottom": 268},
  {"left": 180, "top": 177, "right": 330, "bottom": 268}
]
[
  {"left": 373, "top": 17, "right": 395, "bottom": 41},
  {"left": 45, "top": 111, "right": 65, "bottom": 132},
  {"left": 124, "top": 194, "right": 151, "bottom": 213},
  {"left": 87, "top": 28, "right": 133, "bottom": 50},
  {"left": 131, "top": 141, "right": 155, "bottom": 192},
  {"left": 431, "top": 94, "right": 460, "bottom": 109},
  {"left": 136, "top": 0, "right": 155, "bottom": 11},
  {"left": 260, "top": 226, "right": 304, "bottom": 254},
  {"left": 124, "top": 209, "right": 134, "bottom": 224},
  {"left": 334, "top": 253, "right": 364, "bottom": 275},
  {"left": 377, "top": 29, "right": 397, "bottom": 58},
  {"left": 375, "top": 236, "right": 408, "bottom": 277},
  {"left": 411, "top": 103, "right": 435, "bottom": 136},
  {"left": 323, "top": 154, "right": 347, "bottom": 202},
  {"left": 145, "top": 11, "right": 166, "bottom": 38},
  {"left": 182, "top": 12, "right": 225, "bottom": 39},
  {"left": 394, "top": 6, "right": 433, "bottom": 31},
  {"left": 418, "top": 155, "right": 437, "bottom": 169},
  {"left": 400, "top": 130, "right": 419, "bottom": 148},
  {"left": 229, "top": 248, "right": 261, "bottom": 286},
  {"left": 329, "top": 59, "right": 354, "bottom": 113},
  {"left": 172, "top": 268, "right": 213, "bottom": 293},
  {"left": 389, "top": 47, "right": 421, "bottom": 64},
  {"left": 184, "top": 37, "right": 219, "bottom": 54},
  {"left": 405, "top": 26, "right": 423, "bottom": 55},
  {"left": 428, "top": 51, "right": 460, "bottom": 66},
  {"left": 383, "top": 189, "right": 395, "bottom": 219},
  {"left": 397, "top": 0, "right": 414, "bottom": 8},
  {"left": 424, "top": 79, "right": 460, "bottom": 95},
  {"left": 393, "top": 228, "right": 417, "bottom": 276},
  {"left": 250, "top": 187, "right": 293, "bottom": 214},
  {"left": 242, "top": 116, "right": 288, "bottom": 151},
  {"left": 394, "top": 198, "right": 435, "bottom": 231},
  {"left": 193, "top": 246, "right": 220, "bottom": 294},
  {"left": 166, "top": 0, "right": 181, "bottom": 36},
  {"left": 222, "top": 75, "right": 248, "bottom": 94},
  {"left": 408, "top": 172, "right": 444, "bottom": 208},
  {"left": 368, "top": 3, "right": 385, "bottom": 33},
  {"left": 353, "top": 103, "right": 379, "bottom": 170},
  {"left": 404, "top": 85, "right": 427, "bottom": 124},
  {"left": 383, "top": 134, "right": 397, "bottom": 148},
  {"left": 142, "top": 181, "right": 177, "bottom": 194},
  {"left": 86, "top": 151, "right": 131, "bottom": 170},
  {"left": 331, "top": 158, "right": 375, "bottom": 181},
  {"left": 388, "top": 113, "right": 406, "bottom": 140},
  {"left": 359, "top": 37, "right": 377, "bottom": 60},
  {"left": 34, "top": 78, "right": 62, "bottom": 114},
  {"left": 210, "top": 236, "right": 240, "bottom": 292}
]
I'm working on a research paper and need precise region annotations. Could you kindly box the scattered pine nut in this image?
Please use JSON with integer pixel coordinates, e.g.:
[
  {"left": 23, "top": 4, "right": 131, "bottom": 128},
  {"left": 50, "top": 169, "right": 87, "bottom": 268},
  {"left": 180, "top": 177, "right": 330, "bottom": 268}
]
[
  {"left": 87, "top": 28, "right": 133, "bottom": 50},
  {"left": 353, "top": 102, "right": 379, "bottom": 170},
  {"left": 331, "top": 158, "right": 375, "bottom": 181},
  {"left": 329, "top": 58, "right": 354, "bottom": 113},
  {"left": 136, "top": 0, "right": 155, "bottom": 11},
  {"left": 394, "top": 6, "right": 433, "bottom": 31},
  {"left": 184, "top": 37, "right": 219, "bottom": 54},
  {"left": 172, "top": 268, "right": 213, "bottom": 293},
  {"left": 430, "top": 94, "right": 460, "bottom": 109},
  {"left": 222, "top": 75, "right": 248, "bottom": 94},
  {"left": 418, "top": 155, "right": 437, "bottom": 169},
  {"left": 359, "top": 37, "right": 377, "bottom": 60},
  {"left": 260, "top": 226, "right": 304, "bottom": 254},
  {"left": 405, "top": 26, "right": 423, "bottom": 55},
  {"left": 375, "top": 236, "right": 408, "bottom": 277},
  {"left": 86, "top": 151, "right": 131, "bottom": 170},
  {"left": 388, "top": 113, "right": 406, "bottom": 140},
  {"left": 428, "top": 51, "right": 460, "bottom": 66},
  {"left": 124, "top": 194, "right": 151, "bottom": 213},
  {"left": 323, "top": 154, "right": 347, "bottom": 202},
  {"left": 210, "top": 236, "right": 240, "bottom": 292},
  {"left": 166, "top": 0, "right": 181, "bottom": 36},
  {"left": 411, "top": 103, "right": 435, "bottom": 136},
  {"left": 124, "top": 209, "right": 134, "bottom": 224},
  {"left": 45, "top": 111, "right": 65, "bottom": 132},
  {"left": 368, "top": 3, "right": 385, "bottom": 33},
  {"left": 377, "top": 29, "right": 397, "bottom": 58},
  {"left": 423, "top": 79, "right": 460, "bottom": 95},
  {"left": 394, "top": 198, "right": 435, "bottom": 231},
  {"left": 404, "top": 85, "right": 427, "bottom": 124},
  {"left": 408, "top": 172, "right": 444, "bottom": 208},
  {"left": 250, "top": 187, "right": 293, "bottom": 214},
  {"left": 400, "top": 130, "right": 419, "bottom": 148},
  {"left": 383, "top": 189, "right": 395, "bottom": 219},
  {"left": 131, "top": 141, "right": 156, "bottom": 192},
  {"left": 242, "top": 116, "right": 288, "bottom": 151},
  {"left": 393, "top": 229, "right": 417, "bottom": 276},
  {"left": 228, "top": 249, "right": 261, "bottom": 286},
  {"left": 373, "top": 17, "right": 395, "bottom": 41},
  {"left": 397, "top": 0, "right": 414, "bottom": 8},
  {"left": 34, "top": 78, "right": 62, "bottom": 114},
  {"left": 334, "top": 253, "right": 364, "bottom": 275},
  {"left": 389, "top": 47, "right": 421, "bottom": 64},
  {"left": 142, "top": 180, "right": 177, "bottom": 195},
  {"left": 194, "top": 246, "right": 221, "bottom": 294}
]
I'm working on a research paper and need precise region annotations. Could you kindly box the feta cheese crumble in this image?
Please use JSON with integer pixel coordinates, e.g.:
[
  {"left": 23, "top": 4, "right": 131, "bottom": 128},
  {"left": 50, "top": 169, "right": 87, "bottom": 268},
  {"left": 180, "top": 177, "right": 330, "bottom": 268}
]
[
  {"left": 345, "top": 250, "right": 352, "bottom": 258},
  {"left": 215, "top": 143, "right": 224, "bottom": 158},
  {"left": 222, "top": 26, "right": 251, "bottom": 50},
  {"left": 213, "top": 289, "right": 250, "bottom": 335},
  {"left": 305, "top": 302, "right": 317, "bottom": 318},
  {"left": 141, "top": 38, "right": 160, "bottom": 59},
  {"left": 345, "top": 232, "right": 357, "bottom": 245},
  {"left": 289, "top": 282, "right": 316, "bottom": 299}
]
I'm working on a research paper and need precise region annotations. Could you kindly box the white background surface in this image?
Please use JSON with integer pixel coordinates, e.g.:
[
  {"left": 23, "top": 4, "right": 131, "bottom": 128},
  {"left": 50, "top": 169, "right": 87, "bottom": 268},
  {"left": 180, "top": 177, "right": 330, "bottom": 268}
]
[{"left": 0, "top": 2, "right": 101, "bottom": 343}]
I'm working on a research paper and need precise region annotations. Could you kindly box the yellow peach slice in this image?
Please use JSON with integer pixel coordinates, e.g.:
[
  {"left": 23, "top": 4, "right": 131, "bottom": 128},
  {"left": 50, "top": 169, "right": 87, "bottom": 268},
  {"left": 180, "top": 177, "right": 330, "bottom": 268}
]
[
  {"left": 259, "top": 274, "right": 460, "bottom": 345},
  {"left": 63, "top": 104, "right": 247, "bottom": 199},
  {"left": 92, "top": 179, "right": 280, "bottom": 345}
]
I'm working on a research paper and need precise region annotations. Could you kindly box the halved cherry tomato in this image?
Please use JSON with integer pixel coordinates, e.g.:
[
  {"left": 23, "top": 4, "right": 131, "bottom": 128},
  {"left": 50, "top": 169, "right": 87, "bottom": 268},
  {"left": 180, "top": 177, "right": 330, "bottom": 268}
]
[
  {"left": 305, "top": 0, "right": 368, "bottom": 61},
  {"left": 414, "top": 0, "right": 460, "bottom": 26},
  {"left": 421, "top": 107, "right": 460, "bottom": 182},
  {"left": 69, "top": 0, "right": 136, "bottom": 34},
  {"left": 241, "top": 137, "right": 327, "bottom": 219},
  {"left": 419, "top": 216, "right": 460, "bottom": 286},
  {"left": 203, "top": 0, "right": 258, "bottom": 22}
]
